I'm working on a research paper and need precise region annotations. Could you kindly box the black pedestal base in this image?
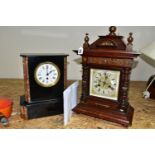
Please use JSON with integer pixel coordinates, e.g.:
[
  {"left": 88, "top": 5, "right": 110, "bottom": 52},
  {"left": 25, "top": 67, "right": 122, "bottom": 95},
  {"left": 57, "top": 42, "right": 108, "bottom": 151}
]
[
  {"left": 147, "top": 75, "right": 155, "bottom": 99},
  {"left": 20, "top": 96, "right": 63, "bottom": 120}
]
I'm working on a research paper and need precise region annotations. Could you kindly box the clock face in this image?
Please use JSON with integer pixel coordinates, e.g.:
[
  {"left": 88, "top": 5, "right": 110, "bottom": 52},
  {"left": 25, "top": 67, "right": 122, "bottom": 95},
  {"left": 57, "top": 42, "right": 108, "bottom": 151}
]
[
  {"left": 34, "top": 62, "right": 60, "bottom": 87},
  {"left": 89, "top": 68, "right": 120, "bottom": 100}
]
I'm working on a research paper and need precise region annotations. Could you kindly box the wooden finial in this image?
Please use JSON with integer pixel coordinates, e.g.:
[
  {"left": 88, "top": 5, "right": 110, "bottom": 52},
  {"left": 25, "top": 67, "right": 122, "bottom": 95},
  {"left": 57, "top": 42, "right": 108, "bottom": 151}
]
[
  {"left": 127, "top": 32, "right": 134, "bottom": 51},
  {"left": 109, "top": 26, "right": 117, "bottom": 36},
  {"left": 127, "top": 32, "right": 134, "bottom": 45},
  {"left": 83, "top": 33, "right": 90, "bottom": 48}
]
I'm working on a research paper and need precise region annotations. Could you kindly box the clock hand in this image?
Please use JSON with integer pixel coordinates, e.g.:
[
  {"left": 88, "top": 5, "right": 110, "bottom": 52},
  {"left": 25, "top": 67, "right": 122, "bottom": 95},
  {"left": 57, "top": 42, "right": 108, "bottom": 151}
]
[
  {"left": 47, "top": 70, "right": 53, "bottom": 76},
  {"left": 46, "top": 65, "right": 49, "bottom": 76}
]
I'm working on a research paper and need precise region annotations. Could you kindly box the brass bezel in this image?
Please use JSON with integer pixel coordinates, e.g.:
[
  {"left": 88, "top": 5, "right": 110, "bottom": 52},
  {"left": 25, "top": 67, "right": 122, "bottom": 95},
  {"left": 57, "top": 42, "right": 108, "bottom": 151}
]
[{"left": 34, "top": 61, "right": 61, "bottom": 87}]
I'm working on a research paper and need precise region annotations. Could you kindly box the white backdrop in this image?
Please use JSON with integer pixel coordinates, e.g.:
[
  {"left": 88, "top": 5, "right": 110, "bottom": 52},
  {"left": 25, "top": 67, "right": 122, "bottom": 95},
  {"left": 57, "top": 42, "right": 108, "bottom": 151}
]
[{"left": 0, "top": 26, "right": 155, "bottom": 81}]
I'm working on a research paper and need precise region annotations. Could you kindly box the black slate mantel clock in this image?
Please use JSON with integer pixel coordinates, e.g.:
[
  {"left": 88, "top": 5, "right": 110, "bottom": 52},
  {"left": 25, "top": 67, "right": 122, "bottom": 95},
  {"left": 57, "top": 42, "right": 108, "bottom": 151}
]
[
  {"left": 20, "top": 53, "right": 68, "bottom": 119},
  {"left": 73, "top": 26, "right": 140, "bottom": 127}
]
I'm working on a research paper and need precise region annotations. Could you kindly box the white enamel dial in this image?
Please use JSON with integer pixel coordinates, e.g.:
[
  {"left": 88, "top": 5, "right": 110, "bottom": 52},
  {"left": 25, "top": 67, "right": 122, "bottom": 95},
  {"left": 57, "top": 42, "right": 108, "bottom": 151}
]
[
  {"left": 34, "top": 62, "right": 60, "bottom": 87},
  {"left": 89, "top": 69, "right": 120, "bottom": 100}
]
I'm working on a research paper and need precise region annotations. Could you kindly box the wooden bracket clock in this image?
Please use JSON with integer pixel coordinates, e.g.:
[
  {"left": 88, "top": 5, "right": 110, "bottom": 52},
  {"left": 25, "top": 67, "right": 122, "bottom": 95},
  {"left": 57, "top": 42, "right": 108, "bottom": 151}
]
[
  {"left": 20, "top": 53, "right": 68, "bottom": 119},
  {"left": 73, "top": 26, "right": 140, "bottom": 127}
]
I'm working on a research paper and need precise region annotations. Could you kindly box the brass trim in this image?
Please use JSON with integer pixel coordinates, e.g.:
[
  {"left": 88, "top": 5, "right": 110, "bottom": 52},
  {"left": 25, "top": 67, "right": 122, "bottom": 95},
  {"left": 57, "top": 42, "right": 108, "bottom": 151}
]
[{"left": 34, "top": 61, "right": 60, "bottom": 87}]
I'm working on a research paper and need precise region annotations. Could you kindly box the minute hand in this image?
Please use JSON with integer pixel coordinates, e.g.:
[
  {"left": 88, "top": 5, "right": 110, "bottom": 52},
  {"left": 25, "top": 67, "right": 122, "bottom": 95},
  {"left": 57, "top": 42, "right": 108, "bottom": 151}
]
[{"left": 47, "top": 70, "right": 53, "bottom": 76}]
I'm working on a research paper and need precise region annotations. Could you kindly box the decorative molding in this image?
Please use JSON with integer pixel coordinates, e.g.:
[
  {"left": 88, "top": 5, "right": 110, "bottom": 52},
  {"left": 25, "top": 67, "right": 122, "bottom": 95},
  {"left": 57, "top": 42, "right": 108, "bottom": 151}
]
[
  {"left": 81, "top": 65, "right": 89, "bottom": 101},
  {"left": 87, "top": 57, "right": 133, "bottom": 67},
  {"left": 99, "top": 41, "right": 115, "bottom": 47},
  {"left": 119, "top": 68, "right": 131, "bottom": 112}
]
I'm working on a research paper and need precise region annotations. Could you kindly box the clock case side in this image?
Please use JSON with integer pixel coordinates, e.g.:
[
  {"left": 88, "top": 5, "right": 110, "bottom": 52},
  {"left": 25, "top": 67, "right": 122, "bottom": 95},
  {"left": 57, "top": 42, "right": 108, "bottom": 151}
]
[
  {"left": 22, "top": 56, "right": 31, "bottom": 103},
  {"left": 64, "top": 56, "right": 68, "bottom": 89},
  {"left": 72, "top": 27, "right": 140, "bottom": 127}
]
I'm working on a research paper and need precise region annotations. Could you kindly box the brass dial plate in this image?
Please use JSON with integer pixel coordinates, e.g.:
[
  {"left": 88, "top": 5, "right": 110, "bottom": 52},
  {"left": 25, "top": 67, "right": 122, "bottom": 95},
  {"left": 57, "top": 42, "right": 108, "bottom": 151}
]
[{"left": 89, "top": 68, "right": 120, "bottom": 100}]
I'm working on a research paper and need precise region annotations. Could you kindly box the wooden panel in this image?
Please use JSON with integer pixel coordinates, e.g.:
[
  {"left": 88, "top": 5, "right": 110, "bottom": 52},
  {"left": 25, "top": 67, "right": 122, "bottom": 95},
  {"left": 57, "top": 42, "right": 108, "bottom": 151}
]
[{"left": 86, "top": 57, "right": 133, "bottom": 67}]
